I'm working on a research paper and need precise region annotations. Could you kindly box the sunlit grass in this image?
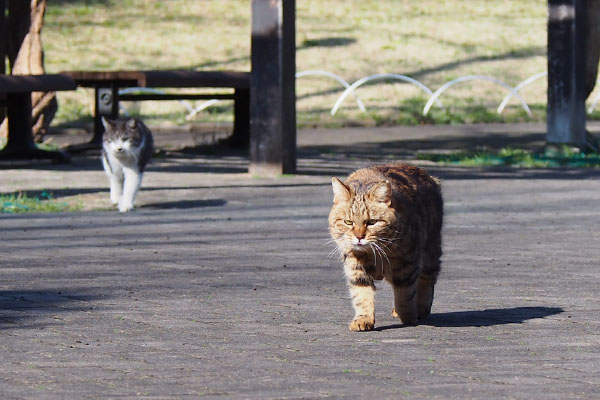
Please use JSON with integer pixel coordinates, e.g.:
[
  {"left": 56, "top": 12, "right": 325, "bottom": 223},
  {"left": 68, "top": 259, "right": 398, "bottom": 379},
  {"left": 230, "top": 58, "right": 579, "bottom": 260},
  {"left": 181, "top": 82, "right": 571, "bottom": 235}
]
[
  {"left": 42, "top": 0, "right": 559, "bottom": 128},
  {"left": 0, "top": 191, "right": 82, "bottom": 214},
  {"left": 41, "top": 1, "right": 600, "bottom": 129},
  {"left": 417, "top": 146, "right": 600, "bottom": 168}
]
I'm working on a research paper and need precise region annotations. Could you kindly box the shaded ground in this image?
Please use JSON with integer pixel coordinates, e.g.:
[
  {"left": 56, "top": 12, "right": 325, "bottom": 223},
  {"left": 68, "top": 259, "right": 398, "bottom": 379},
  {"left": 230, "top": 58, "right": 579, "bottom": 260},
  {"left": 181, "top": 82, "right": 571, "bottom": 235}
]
[{"left": 1, "top": 123, "right": 599, "bottom": 399}]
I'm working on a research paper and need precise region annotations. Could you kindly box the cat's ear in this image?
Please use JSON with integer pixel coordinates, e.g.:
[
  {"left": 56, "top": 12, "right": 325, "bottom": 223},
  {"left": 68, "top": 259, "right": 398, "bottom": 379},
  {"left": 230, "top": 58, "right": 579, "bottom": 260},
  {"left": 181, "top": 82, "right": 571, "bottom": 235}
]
[
  {"left": 368, "top": 180, "right": 392, "bottom": 206},
  {"left": 126, "top": 119, "right": 137, "bottom": 129},
  {"left": 101, "top": 116, "right": 114, "bottom": 131},
  {"left": 331, "top": 177, "right": 351, "bottom": 204}
]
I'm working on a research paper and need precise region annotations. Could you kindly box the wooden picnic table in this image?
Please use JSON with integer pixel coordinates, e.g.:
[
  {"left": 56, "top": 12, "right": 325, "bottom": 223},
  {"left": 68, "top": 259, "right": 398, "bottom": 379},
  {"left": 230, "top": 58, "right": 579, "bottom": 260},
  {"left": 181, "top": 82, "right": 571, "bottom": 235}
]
[
  {"left": 0, "top": 74, "right": 76, "bottom": 162},
  {"left": 62, "top": 70, "right": 250, "bottom": 149},
  {"left": 2, "top": 0, "right": 296, "bottom": 175}
]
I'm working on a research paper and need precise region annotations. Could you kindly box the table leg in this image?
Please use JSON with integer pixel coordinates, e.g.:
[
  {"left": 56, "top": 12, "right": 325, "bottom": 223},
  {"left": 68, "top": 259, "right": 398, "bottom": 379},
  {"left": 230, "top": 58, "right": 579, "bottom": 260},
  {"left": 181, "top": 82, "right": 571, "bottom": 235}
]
[
  {"left": 227, "top": 88, "right": 250, "bottom": 147},
  {"left": 0, "top": 92, "right": 70, "bottom": 162},
  {"left": 93, "top": 85, "right": 120, "bottom": 143},
  {"left": 67, "top": 85, "right": 119, "bottom": 152}
]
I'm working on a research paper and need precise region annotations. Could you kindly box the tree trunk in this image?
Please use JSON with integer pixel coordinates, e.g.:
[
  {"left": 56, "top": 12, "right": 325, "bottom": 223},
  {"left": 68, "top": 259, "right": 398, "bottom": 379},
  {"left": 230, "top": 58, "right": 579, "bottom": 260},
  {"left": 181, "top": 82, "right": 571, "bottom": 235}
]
[
  {"left": 585, "top": 0, "right": 600, "bottom": 98},
  {"left": 0, "top": 0, "right": 56, "bottom": 142},
  {"left": 0, "top": 0, "right": 6, "bottom": 127}
]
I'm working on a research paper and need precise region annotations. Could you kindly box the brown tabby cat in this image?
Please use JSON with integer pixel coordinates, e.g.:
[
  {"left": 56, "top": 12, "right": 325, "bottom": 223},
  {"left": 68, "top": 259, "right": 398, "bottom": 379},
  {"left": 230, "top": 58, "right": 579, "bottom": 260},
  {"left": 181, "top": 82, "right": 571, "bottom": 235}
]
[{"left": 328, "top": 163, "right": 443, "bottom": 331}]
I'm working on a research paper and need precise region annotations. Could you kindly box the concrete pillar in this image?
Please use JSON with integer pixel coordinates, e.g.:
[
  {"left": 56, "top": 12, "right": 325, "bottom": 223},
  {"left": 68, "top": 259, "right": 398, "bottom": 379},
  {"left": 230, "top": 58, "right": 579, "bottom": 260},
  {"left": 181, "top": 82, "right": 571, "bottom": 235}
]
[
  {"left": 0, "top": 0, "right": 5, "bottom": 75},
  {"left": 547, "top": 0, "right": 587, "bottom": 148},
  {"left": 1, "top": 0, "right": 7, "bottom": 125}
]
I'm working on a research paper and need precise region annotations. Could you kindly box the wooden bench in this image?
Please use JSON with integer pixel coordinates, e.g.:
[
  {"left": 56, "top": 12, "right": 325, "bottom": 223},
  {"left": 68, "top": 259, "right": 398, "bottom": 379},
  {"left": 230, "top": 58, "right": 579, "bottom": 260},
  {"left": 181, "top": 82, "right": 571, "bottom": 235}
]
[
  {"left": 62, "top": 70, "right": 250, "bottom": 149},
  {"left": 0, "top": 74, "right": 76, "bottom": 162}
]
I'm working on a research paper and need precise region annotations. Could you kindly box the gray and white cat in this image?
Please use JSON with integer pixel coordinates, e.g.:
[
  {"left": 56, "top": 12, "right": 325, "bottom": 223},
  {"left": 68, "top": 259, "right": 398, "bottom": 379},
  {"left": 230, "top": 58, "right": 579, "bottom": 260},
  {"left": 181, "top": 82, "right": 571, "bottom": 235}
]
[{"left": 101, "top": 117, "right": 154, "bottom": 212}]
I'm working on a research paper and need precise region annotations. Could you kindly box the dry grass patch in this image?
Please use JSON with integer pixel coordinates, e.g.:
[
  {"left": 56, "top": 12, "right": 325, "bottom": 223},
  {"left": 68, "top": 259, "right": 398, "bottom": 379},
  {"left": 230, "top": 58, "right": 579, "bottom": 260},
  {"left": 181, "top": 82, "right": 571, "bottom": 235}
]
[{"left": 42, "top": 0, "right": 591, "bottom": 129}]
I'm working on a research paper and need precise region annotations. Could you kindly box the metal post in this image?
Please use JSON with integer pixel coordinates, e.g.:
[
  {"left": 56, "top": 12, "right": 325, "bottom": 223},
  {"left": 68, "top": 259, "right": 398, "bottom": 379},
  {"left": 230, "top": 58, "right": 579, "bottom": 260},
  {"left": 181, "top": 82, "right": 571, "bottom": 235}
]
[
  {"left": 250, "top": 0, "right": 296, "bottom": 176},
  {"left": 1, "top": 0, "right": 6, "bottom": 125},
  {"left": 93, "top": 85, "right": 119, "bottom": 144},
  {"left": 0, "top": 0, "right": 6, "bottom": 75},
  {"left": 547, "top": 0, "right": 587, "bottom": 148}
]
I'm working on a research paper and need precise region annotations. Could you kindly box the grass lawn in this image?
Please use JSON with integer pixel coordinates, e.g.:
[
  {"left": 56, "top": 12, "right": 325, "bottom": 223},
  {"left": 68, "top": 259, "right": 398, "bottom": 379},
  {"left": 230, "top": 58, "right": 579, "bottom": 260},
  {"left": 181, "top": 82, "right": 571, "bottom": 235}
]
[
  {"left": 40, "top": 0, "right": 599, "bottom": 129},
  {"left": 0, "top": 191, "right": 82, "bottom": 214},
  {"left": 417, "top": 146, "right": 600, "bottom": 168}
]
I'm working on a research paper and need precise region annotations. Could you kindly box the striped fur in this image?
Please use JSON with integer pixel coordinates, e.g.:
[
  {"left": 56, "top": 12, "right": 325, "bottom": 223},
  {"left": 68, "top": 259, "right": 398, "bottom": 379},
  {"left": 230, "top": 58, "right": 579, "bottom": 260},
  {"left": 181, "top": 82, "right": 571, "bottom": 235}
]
[{"left": 329, "top": 163, "right": 443, "bottom": 331}]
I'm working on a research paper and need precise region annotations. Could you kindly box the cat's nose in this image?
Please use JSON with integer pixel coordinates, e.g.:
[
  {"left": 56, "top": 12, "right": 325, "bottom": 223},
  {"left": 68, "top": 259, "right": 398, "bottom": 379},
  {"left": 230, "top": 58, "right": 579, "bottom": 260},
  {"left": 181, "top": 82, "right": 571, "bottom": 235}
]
[
  {"left": 354, "top": 226, "right": 367, "bottom": 240},
  {"left": 116, "top": 147, "right": 123, "bottom": 152}
]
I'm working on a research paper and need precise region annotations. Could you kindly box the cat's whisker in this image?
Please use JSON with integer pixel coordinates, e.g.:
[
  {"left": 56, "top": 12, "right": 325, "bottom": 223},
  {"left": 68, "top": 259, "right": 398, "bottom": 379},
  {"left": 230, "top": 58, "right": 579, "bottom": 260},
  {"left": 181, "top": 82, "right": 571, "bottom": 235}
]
[
  {"left": 377, "top": 242, "right": 399, "bottom": 251},
  {"left": 373, "top": 242, "right": 391, "bottom": 270},
  {"left": 369, "top": 243, "right": 379, "bottom": 269},
  {"left": 375, "top": 243, "right": 392, "bottom": 277},
  {"left": 376, "top": 241, "right": 394, "bottom": 254},
  {"left": 328, "top": 247, "right": 340, "bottom": 258},
  {"left": 321, "top": 239, "right": 339, "bottom": 248},
  {"left": 327, "top": 244, "right": 344, "bottom": 262},
  {"left": 379, "top": 240, "right": 401, "bottom": 250},
  {"left": 327, "top": 246, "right": 337, "bottom": 257}
]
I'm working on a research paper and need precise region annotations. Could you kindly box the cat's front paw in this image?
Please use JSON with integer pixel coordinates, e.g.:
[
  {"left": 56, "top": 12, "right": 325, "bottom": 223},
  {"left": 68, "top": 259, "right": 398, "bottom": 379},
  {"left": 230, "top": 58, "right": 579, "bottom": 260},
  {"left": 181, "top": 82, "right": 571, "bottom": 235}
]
[
  {"left": 109, "top": 186, "right": 122, "bottom": 204},
  {"left": 349, "top": 316, "right": 375, "bottom": 332},
  {"left": 118, "top": 202, "right": 134, "bottom": 212},
  {"left": 392, "top": 308, "right": 418, "bottom": 326}
]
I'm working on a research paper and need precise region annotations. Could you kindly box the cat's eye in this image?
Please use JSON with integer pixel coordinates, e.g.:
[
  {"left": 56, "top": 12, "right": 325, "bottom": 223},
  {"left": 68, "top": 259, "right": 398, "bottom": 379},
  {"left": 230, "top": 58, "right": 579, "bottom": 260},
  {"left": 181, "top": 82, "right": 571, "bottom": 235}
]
[
  {"left": 367, "top": 219, "right": 378, "bottom": 226},
  {"left": 343, "top": 219, "right": 353, "bottom": 225}
]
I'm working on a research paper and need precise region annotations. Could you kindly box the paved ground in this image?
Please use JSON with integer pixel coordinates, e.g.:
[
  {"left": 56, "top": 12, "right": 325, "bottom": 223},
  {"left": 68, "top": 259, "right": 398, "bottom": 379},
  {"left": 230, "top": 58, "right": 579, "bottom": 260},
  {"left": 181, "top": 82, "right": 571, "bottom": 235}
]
[{"left": 1, "top": 123, "right": 599, "bottom": 399}]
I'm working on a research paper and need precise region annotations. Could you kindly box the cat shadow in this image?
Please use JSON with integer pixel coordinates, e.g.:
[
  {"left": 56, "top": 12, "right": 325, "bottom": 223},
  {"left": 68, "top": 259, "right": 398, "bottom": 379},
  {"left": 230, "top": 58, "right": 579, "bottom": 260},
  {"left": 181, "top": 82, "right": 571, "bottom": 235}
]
[
  {"left": 299, "top": 37, "right": 356, "bottom": 49},
  {"left": 141, "top": 198, "right": 227, "bottom": 210},
  {"left": 0, "top": 289, "right": 105, "bottom": 330},
  {"left": 374, "top": 306, "right": 564, "bottom": 331}
]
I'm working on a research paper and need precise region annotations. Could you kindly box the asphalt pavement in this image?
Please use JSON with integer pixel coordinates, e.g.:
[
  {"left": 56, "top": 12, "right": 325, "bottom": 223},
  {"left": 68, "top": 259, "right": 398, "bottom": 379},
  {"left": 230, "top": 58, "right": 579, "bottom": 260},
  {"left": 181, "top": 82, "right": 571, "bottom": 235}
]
[{"left": 1, "top": 122, "right": 599, "bottom": 399}]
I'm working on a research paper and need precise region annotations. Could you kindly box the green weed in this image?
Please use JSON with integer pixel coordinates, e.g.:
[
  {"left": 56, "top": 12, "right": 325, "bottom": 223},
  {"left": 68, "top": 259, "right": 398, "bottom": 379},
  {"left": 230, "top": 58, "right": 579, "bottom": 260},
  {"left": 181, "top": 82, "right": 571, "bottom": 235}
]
[
  {"left": 417, "top": 146, "right": 600, "bottom": 168},
  {"left": 0, "top": 192, "right": 82, "bottom": 214}
]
